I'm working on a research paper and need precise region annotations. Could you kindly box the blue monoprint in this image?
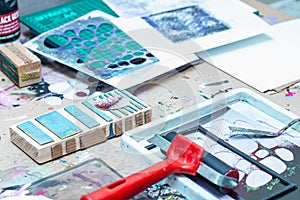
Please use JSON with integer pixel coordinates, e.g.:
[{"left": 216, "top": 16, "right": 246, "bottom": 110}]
[{"left": 143, "top": 5, "right": 230, "bottom": 43}]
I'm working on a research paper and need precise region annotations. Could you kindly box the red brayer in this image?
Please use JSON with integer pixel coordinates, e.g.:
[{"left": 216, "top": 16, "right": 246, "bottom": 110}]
[{"left": 81, "top": 134, "right": 205, "bottom": 200}]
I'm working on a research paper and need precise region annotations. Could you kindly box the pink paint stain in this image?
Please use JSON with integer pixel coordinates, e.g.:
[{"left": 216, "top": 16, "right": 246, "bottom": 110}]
[
  {"left": 9, "top": 169, "right": 29, "bottom": 178},
  {"left": 34, "top": 188, "right": 46, "bottom": 195},
  {"left": 285, "top": 91, "right": 296, "bottom": 97}
]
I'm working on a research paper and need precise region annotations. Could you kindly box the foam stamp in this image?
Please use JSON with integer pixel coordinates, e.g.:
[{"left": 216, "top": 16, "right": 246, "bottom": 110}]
[
  {"left": 10, "top": 89, "right": 151, "bottom": 163},
  {"left": 0, "top": 42, "right": 42, "bottom": 87}
]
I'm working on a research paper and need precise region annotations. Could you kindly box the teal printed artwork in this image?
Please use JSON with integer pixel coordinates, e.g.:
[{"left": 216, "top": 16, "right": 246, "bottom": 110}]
[
  {"left": 142, "top": 5, "right": 230, "bottom": 43},
  {"left": 25, "top": 11, "right": 159, "bottom": 83},
  {"left": 35, "top": 111, "right": 82, "bottom": 139},
  {"left": 17, "top": 121, "right": 54, "bottom": 145},
  {"left": 64, "top": 105, "right": 100, "bottom": 128}
]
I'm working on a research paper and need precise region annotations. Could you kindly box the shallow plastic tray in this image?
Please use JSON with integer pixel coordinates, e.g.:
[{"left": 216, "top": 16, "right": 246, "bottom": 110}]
[{"left": 121, "top": 88, "right": 299, "bottom": 200}]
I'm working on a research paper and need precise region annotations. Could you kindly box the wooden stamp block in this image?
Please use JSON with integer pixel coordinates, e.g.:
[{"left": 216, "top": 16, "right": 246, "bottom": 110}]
[
  {"left": 0, "top": 42, "right": 41, "bottom": 87},
  {"left": 10, "top": 89, "right": 151, "bottom": 163}
]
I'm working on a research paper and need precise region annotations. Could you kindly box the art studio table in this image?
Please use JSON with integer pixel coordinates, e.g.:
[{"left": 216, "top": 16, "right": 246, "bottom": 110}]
[{"left": 0, "top": 1, "right": 300, "bottom": 199}]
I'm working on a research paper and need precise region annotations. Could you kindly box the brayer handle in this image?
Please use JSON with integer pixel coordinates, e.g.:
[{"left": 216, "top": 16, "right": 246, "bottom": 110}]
[
  {"left": 165, "top": 132, "right": 238, "bottom": 179},
  {"left": 81, "top": 160, "right": 179, "bottom": 200},
  {"left": 203, "top": 151, "right": 239, "bottom": 179},
  {"left": 81, "top": 134, "right": 204, "bottom": 200}
]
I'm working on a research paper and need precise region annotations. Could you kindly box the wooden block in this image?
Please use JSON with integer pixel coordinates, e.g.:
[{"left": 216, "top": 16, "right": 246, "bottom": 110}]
[
  {"left": 9, "top": 89, "right": 151, "bottom": 163},
  {"left": 52, "top": 144, "right": 63, "bottom": 159},
  {"left": 80, "top": 129, "right": 106, "bottom": 149},
  {"left": 65, "top": 138, "right": 77, "bottom": 154},
  {"left": 135, "top": 113, "right": 144, "bottom": 127},
  {"left": 125, "top": 117, "right": 133, "bottom": 131},
  {"left": 144, "top": 110, "right": 152, "bottom": 124},
  {"left": 114, "top": 120, "right": 123, "bottom": 136},
  {"left": 0, "top": 42, "right": 41, "bottom": 87}
]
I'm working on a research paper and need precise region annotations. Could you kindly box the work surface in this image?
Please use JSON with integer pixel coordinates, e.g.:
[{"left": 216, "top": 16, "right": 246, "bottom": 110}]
[
  {"left": 1, "top": 1, "right": 300, "bottom": 199},
  {"left": 1, "top": 58, "right": 299, "bottom": 198}
]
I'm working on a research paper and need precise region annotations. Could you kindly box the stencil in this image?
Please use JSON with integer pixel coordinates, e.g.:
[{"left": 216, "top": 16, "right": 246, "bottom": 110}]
[
  {"left": 25, "top": 11, "right": 159, "bottom": 86},
  {"left": 10, "top": 89, "right": 152, "bottom": 163},
  {"left": 143, "top": 5, "right": 230, "bottom": 43}
]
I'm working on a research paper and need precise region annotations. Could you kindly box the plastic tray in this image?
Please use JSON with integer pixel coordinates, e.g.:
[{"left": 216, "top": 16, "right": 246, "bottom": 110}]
[{"left": 121, "top": 88, "right": 300, "bottom": 200}]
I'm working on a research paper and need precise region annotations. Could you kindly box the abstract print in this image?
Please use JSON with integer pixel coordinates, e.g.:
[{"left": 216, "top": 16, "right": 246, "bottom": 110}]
[{"left": 143, "top": 5, "right": 230, "bottom": 43}]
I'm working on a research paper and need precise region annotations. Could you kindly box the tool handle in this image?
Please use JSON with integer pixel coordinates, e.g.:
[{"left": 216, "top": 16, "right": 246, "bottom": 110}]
[
  {"left": 81, "top": 134, "right": 204, "bottom": 200},
  {"left": 81, "top": 160, "right": 180, "bottom": 200},
  {"left": 203, "top": 152, "right": 238, "bottom": 179},
  {"left": 165, "top": 132, "right": 238, "bottom": 179}
]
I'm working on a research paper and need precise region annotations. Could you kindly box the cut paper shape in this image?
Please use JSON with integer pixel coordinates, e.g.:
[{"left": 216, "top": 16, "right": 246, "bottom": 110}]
[
  {"left": 228, "top": 136, "right": 258, "bottom": 154},
  {"left": 260, "top": 156, "right": 287, "bottom": 174},
  {"left": 246, "top": 170, "right": 272, "bottom": 188},
  {"left": 275, "top": 148, "right": 294, "bottom": 162},
  {"left": 255, "top": 149, "right": 269, "bottom": 159}
]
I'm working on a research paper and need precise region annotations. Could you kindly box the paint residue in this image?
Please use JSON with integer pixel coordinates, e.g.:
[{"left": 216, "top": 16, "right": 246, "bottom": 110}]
[{"left": 72, "top": 172, "right": 102, "bottom": 187}]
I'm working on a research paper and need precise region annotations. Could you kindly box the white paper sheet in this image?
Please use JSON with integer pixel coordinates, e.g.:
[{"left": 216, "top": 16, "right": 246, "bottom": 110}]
[
  {"left": 197, "top": 19, "right": 300, "bottom": 92},
  {"left": 103, "top": 0, "right": 258, "bottom": 18},
  {"left": 110, "top": 1, "right": 269, "bottom": 52}
]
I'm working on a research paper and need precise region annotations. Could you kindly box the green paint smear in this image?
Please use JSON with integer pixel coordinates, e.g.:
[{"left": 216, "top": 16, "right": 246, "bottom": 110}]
[
  {"left": 87, "top": 24, "right": 96, "bottom": 29},
  {"left": 77, "top": 48, "right": 90, "bottom": 56},
  {"left": 64, "top": 29, "right": 76, "bottom": 37},
  {"left": 65, "top": 44, "right": 74, "bottom": 49},
  {"left": 84, "top": 41, "right": 95, "bottom": 47},
  {"left": 122, "top": 54, "right": 133, "bottom": 60},
  {"left": 79, "top": 29, "right": 94, "bottom": 40},
  {"left": 96, "top": 23, "right": 113, "bottom": 35},
  {"left": 125, "top": 41, "right": 142, "bottom": 51},
  {"left": 286, "top": 166, "right": 296, "bottom": 177},
  {"left": 92, "top": 49, "right": 114, "bottom": 60},
  {"left": 267, "top": 178, "right": 280, "bottom": 191},
  {"left": 246, "top": 185, "right": 260, "bottom": 192},
  {"left": 72, "top": 38, "right": 81, "bottom": 43},
  {"left": 46, "top": 35, "right": 68, "bottom": 47},
  {"left": 21, "top": 71, "right": 40, "bottom": 81},
  {"left": 90, "top": 61, "right": 105, "bottom": 69},
  {"left": 111, "top": 44, "right": 125, "bottom": 53},
  {"left": 134, "top": 51, "right": 144, "bottom": 56}
]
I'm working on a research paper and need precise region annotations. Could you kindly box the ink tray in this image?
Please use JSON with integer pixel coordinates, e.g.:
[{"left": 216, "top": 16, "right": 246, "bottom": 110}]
[{"left": 121, "top": 88, "right": 300, "bottom": 200}]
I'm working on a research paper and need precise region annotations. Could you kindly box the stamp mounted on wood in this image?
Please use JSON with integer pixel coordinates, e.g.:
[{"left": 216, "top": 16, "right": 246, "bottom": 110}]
[
  {"left": 0, "top": 42, "right": 42, "bottom": 87},
  {"left": 10, "top": 89, "right": 151, "bottom": 163}
]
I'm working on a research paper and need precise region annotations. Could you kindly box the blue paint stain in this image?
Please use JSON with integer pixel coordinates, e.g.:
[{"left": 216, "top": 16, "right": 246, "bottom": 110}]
[
  {"left": 35, "top": 111, "right": 82, "bottom": 139},
  {"left": 17, "top": 121, "right": 54, "bottom": 145}
]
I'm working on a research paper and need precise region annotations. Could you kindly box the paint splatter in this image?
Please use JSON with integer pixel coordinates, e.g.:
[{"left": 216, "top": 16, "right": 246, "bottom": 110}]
[{"left": 285, "top": 91, "right": 296, "bottom": 97}]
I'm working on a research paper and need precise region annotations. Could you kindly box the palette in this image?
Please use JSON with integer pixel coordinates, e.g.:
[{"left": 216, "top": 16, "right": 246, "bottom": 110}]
[
  {"left": 10, "top": 89, "right": 151, "bottom": 163},
  {"left": 121, "top": 88, "right": 299, "bottom": 200}
]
